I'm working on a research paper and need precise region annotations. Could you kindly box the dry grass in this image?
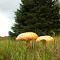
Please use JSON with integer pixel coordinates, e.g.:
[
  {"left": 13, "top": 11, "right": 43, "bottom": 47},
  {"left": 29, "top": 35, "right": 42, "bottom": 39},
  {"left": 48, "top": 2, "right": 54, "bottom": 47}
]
[{"left": 0, "top": 36, "right": 60, "bottom": 60}]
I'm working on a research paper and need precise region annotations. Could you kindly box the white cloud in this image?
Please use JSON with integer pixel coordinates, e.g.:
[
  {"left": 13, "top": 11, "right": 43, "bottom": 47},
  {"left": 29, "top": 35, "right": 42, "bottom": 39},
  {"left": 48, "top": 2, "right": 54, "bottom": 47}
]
[
  {"left": 0, "top": 0, "right": 21, "bottom": 12},
  {"left": 0, "top": 11, "right": 14, "bottom": 37},
  {"left": 0, "top": 0, "right": 21, "bottom": 36}
]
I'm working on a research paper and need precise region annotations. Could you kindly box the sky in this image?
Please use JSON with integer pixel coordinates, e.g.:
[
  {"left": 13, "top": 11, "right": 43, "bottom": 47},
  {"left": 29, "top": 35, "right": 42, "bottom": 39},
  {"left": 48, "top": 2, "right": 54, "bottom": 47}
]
[
  {"left": 0, "top": 0, "right": 60, "bottom": 37},
  {"left": 0, "top": 0, "right": 21, "bottom": 37}
]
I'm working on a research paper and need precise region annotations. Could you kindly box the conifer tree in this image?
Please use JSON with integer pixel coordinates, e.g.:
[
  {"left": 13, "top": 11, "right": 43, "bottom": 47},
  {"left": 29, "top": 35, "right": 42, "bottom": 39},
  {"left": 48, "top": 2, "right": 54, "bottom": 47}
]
[{"left": 9, "top": 0, "right": 60, "bottom": 37}]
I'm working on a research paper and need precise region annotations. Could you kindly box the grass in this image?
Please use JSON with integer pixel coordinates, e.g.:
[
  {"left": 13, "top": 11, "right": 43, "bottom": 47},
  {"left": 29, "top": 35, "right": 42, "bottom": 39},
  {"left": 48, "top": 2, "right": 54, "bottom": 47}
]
[{"left": 0, "top": 36, "right": 60, "bottom": 60}]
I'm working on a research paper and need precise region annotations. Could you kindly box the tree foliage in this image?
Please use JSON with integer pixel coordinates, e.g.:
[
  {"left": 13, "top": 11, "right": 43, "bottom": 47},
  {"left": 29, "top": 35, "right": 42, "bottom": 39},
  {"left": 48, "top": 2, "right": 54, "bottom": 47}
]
[{"left": 9, "top": 0, "right": 60, "bottom": 37}]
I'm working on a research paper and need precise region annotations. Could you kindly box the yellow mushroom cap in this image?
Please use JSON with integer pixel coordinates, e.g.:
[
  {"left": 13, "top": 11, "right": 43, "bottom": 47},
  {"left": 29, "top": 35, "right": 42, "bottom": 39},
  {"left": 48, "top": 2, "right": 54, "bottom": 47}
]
[
  {"left": 36, "top": 36, "right": 54, "bottom": 42},
  {"left": 16, "top": 32, "right": 38, "bottom": 41}
]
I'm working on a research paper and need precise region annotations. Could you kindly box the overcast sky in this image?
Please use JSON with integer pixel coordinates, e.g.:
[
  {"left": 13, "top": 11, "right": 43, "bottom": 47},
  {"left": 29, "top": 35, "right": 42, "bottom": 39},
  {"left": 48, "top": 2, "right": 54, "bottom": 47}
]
[
  {"left": 0, "top": 0, "right": 60, "bottom": 37},
  {"left": 0, "top": 0, "right": 21, "bottom": 37}
]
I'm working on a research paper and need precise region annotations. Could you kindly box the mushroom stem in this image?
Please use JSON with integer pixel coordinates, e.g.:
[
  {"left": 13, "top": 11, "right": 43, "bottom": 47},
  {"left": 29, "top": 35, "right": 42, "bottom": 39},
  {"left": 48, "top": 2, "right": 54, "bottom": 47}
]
[
  {"left": 26, "top": 41, "right": 31, "bottom": 49},
  {"left": 25, "top": 41, "right": 31, "bottom": 60},
  {"left": 42, "top": 40, "right": 46, "bottom": 46}
]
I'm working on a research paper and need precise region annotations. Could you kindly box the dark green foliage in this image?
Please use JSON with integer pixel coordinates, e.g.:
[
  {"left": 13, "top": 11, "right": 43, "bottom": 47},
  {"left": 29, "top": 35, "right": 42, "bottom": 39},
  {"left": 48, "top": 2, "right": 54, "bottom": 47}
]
[{"left": 9, "top": 0, "right": 60, "bottom": 37}]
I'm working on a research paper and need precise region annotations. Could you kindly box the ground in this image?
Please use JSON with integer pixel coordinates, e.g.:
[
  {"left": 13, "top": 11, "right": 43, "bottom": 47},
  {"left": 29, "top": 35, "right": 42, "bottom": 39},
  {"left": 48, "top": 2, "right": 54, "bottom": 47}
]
[{"left": 0, "top": 35, "right": 60, "bottom": 60}]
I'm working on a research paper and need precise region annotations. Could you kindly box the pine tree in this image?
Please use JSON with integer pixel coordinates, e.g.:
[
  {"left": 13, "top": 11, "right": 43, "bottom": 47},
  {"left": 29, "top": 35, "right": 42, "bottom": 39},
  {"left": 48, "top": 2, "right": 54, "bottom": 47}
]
[{"left": 9, "top": 0, "right": 60, "bottom": 37}]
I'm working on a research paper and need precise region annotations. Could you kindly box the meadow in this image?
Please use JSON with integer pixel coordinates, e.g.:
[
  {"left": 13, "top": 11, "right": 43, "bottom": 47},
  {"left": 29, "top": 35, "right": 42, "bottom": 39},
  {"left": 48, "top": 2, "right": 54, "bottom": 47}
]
[{"left": 0, "top": 36, "right": 60, "bottom": 60}]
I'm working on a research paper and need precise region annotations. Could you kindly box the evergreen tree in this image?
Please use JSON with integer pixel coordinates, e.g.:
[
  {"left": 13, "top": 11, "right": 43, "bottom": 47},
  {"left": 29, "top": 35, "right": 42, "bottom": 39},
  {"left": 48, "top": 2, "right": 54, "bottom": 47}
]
[{"left": 9, "top": 0, "right": 60, "bottom": 37}]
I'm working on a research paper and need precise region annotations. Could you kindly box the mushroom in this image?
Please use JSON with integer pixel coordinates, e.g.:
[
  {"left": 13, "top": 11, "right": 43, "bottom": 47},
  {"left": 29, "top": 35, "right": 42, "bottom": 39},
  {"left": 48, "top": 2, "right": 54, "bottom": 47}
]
[
  {"left": 36, "top": 36, "right": 55, "bottom": 60},
  {"left": 16, "top": 32, "right": 38, "bottom": 41},
  {"left": 36, "top": 36, "right": 54, "bottom": 46},
  {"left": 16, "top": 32, "right": 38, "bottom": 48}
]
